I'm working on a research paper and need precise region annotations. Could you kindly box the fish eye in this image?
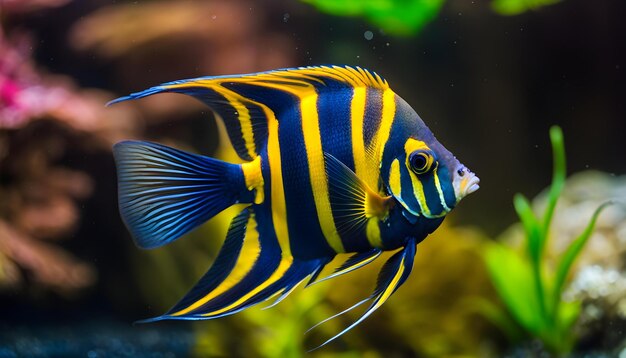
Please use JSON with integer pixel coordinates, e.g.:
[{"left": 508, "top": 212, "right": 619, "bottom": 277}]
[{"left": 408, "top": 150, "right": 435, "bottom": 175}]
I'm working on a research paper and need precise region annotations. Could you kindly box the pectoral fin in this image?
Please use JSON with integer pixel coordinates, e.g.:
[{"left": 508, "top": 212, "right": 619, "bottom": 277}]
[{"left": 324, "top": 152, "right": 391, "bottom": 241}]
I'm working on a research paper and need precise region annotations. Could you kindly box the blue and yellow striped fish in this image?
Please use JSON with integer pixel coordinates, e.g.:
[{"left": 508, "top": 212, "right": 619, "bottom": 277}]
[{"left": 110, "top": 65, "right": 479, "bottom": 347}]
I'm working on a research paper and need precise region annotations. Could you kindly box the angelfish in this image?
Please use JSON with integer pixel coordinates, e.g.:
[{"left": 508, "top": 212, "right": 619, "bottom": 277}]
[{"left": 110, "top": 66, "right": 479, "bottom": 347}]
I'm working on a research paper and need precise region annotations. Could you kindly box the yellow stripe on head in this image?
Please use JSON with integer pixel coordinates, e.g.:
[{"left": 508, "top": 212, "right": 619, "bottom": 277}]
[
  {"left": 410, "top": 173, "right": 431, "bottom": 217},
  {"left": 403, "top": 138, "right": 430, "bottom": 156},
  {"left": 389, "top": 159, "right": 402, "bottom": 200},
  {"left": 403, "top": 138, "right": 435, "bottom": 174},
  {"left": 432, "top": 167, "right": 451, "bottom": 212}
]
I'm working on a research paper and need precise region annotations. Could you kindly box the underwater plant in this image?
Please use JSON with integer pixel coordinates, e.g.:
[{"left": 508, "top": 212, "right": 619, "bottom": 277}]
[
  {"left": 0, "top": 4, "right": 134, "bottom": 294},
  {"left": 491, "top": 0, "right": 563, "bottom": 15},
  {"left": 301, "top": 0, "right": 566, "bottom": 36},
  {"left": 300, "top": 0, "right": 445, "bottom": 36},
  {"left": 483, "top": 126, "right": 614, "bottom": 354}
]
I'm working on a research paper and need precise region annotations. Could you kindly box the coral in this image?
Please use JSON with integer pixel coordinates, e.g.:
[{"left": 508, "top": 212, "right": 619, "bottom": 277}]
[
  {"left": 1, "top": 0, "right": 297, "bottom": 303},
  {"left": 0, "top": 6, "right": 137, "bottom": 294},
  {"left": 0, "top": 0, "right": 71, "bottom": 14},
  {"left": 0, "top": 123, "right": 99, "bottom": 293},
  {"left": 0, "top": 28, "right": 139, "bottom": 142}
]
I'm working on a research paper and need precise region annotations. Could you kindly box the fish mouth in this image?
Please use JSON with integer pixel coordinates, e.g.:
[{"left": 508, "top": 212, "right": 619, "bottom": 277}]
[
  {"left": 464, "top": 175, "right": 480, "bottom": 196},
  {"left": 453, "top": 167, "right": 480, "bottom": 202}
]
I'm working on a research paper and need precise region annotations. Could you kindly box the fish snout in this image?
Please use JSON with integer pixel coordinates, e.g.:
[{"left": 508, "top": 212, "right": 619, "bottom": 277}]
[{"left": 453, "top": 165, "right": 480, "bottom": 201}]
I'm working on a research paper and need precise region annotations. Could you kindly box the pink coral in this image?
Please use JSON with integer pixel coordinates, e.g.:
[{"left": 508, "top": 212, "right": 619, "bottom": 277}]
[{"left": 0, "top": 11, "right": 136, "bottom": 294}]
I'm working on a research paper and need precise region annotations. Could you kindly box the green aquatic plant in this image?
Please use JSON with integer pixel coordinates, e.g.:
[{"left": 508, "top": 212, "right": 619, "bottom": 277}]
[
  {"left": 492, "top": 0, "right": 563, "bottom": 16},
  {"left": 484, "top": 126, "right": 613, "bottom": 354},
  {"left": 301, "top": 0, "right": 566, "bottom": 36},
  {"left": 300, "top": 0, "right": 445, "bottom": 36}
]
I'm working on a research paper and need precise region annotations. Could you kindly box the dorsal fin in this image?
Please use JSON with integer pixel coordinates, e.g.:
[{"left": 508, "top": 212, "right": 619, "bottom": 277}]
[{"left": 108, "top": 66, "right": 389, "bottom": 161}]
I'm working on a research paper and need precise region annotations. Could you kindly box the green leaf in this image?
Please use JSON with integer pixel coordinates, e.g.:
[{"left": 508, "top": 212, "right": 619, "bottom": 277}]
[
  {"left": 513, "top": 193, "right": 542, "bottom": 263},
  {"left": 552, "top": 202, "right": 614, "bottom": 308},
  {"left": 491, "top": 0, "right": 563, "bottom": 16},
  {"left": 463, "top": 296, "right": 526, "bottom": 342},
  {"left": 302, "top": 0, "right": 446, "bottom": 36},
  {"left": 543, "top": 300, "right": 580, "bottom": 353},
  {"left": 301, "top": 0, "right": 364, "bottom": 16},
  {"left": 484, "top": 243, "right": 545, "bottom": 334},
  {"left": 542, "top": 126, "right": 566, "bottom": 239},
  {"left": 557, "top": 300, "right": 581, "bottom": 332}
]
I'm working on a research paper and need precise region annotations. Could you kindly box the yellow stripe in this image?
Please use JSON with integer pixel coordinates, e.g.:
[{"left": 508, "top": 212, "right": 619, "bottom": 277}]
[
  {"left": 195, "top": 101, "right": 294, "bottom": 318},
  {"left": 351, "top": 87, "right": 367, "bottom": 183},
  {"left": 372, "top": 256, "right": 406, "bottom": 310},
  {"left": 336, "top": 252, "right": 379, "bottom": 276},
  {"left": 163, "top": 66, "right": 389, "bottom": 98},
  {"left": 300, "top": 93, "right": 345, "bottom": 253},
  {"left": 241, "top": 156, "right": 264, "bottom": 204},
  {"left": 369, "top": 89, "right": 396, "bottom": 181},
  {"left": 266, "top": 108, "right": 291, "bottom": 254},
  {"left": 403, "top": 138, "right": 429, "bottom": 154},
  {"left": 218, "top": 89, "right": 256, "bottom": 159},
  {"left": 411, "top": 175, "right": 431, "bottom": 217},
  {"left": 297, "top": 68, "right": 352, "bottom": 86},
  {"left": 202, "top": 255, "right": 293, "bottom": 316},
  {"left": 171, "top": 213, "right": 261, "bottom": 316},
  {"left": 389, "top": 159, "right": 402, "bottom": 199},
  {"left": 165, "top": 68, "right": 393, "bottom": 254},
  {"left": 365, "top": 218, "right": 382, "bottom": 248},
  {"left": 433, "top": 167, "right": 451, "bottom": 212},
  {"left": 329, "top": 66, "right": 359, "bottom": 86},
  {"left": 345, "top": 66, "right": 366, "bottom": 86},
  {"left": 213, "top": 87, "right": 291, "bottom": 253},
  {"left": 358, "top": 67, "right": 377, "bottom": 86},
  {"left": 247, "top": 80, "right": 344, "bottom": 253}
]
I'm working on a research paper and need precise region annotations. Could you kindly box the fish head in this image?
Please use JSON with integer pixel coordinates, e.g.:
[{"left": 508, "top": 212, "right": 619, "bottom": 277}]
[{"left": 384, "top": 106, "right": 479, "bottom": 221}]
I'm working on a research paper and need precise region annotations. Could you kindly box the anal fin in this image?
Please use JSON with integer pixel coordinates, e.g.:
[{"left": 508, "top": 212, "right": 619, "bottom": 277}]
[{"left": 142, "top": 208, "right": 326, "bottom": 322}]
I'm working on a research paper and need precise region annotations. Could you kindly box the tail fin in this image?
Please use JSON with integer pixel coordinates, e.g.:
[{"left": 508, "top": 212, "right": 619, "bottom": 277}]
[{"left": 113, "top": 140, "right": 250, "bottom": 249}]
